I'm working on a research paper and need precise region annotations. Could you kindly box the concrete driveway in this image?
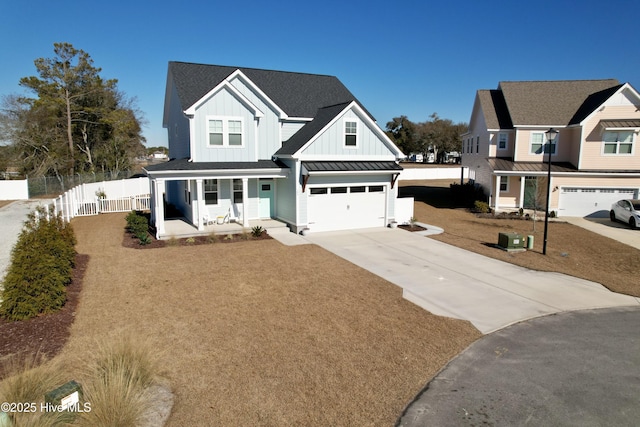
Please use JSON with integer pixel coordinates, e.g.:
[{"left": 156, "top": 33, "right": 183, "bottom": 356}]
[
  {"left": 304, "top": 227, "right": 639, "bottom": 334},
  {"left": 398, "top": 306, "right": 640, "bottom": 426},
  {"left": 0, "top": 200, "right": 44, "bottom": 282},
  {"left": 563, "top": 216, "right": 640, "bottom": 250}
]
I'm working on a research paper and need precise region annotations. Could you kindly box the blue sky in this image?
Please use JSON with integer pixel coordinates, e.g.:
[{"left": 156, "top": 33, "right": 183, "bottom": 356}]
[{"left": 1, "top": 0, "right": 638, "bottom": 147}]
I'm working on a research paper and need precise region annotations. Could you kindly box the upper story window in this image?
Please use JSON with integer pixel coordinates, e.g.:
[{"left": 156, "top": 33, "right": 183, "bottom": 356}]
[
  {"left": 207, "top": 117, "right": 243, "bottom": 147},
  {"left": 498, "top": 133, "right": 508, "bottom": 150},
  {"left": 603, "top": 131, "right": 633, "bottom": 155},
  {"left": 204, "top": 179, "right": 218, "bottom": 205},
  {"left": 345, "top": 120, "right": 357, "bottom": 147},
  {"left": 476, "top": 136, "right": 479, "bottom": 153},
  {"left": 530, "top": 132, "right": 557, "bottom": 155}
]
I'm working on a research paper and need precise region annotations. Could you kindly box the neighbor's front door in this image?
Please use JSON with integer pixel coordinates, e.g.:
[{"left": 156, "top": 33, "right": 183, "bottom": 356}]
[{"left": 259, "top": 179, "right": 274, "bottom": 218}]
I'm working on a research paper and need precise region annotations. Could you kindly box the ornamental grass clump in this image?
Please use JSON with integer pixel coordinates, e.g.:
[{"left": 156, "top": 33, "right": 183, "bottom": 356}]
[
  {"left": 75, "top": 335, "right": 160, "bottom": 427},
  {"left": 0, "top": 207, "right": 76, "bottom": 321}
]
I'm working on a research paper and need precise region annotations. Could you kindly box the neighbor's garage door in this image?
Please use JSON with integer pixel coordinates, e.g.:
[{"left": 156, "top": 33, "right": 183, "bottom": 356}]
[
  {"left": 307, "top": 185, "right": 386, "bottom": 232},
  {"left": 558, "top": 187, "right": 638, "bottom": 217}
]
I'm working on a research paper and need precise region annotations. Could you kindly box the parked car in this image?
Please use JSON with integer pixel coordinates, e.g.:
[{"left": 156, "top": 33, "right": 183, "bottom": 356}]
[{"left": 610, "top": 199, "right": 640, "bottom": 229}]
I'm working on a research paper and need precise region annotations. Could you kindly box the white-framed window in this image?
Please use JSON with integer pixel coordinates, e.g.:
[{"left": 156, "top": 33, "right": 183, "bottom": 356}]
[
  {"left": 344, "top": 120, "right": 358, "bottom": 147},
  {"left": 184, "top": 181, "right": 191, "bottom": 205},
  {"left": 476, "top": 136, "right": 479, "bottom": 153},
  {"left": 603, "top": 131, "right": 634, "bottom": 155},
  {"left": 499, "top": 176, "right": 509, "bottom": 192},
  {"left": 204, "top": 179, "right": 218, "bottom": 205},
  {"left": 233, "top": 179, "right": 243, "bottom": 203},
  {"left": 498, "top": 132, "right": 508, "bottom": 150},
  {"left": 530, "top": 132, "right": 557, "bottom": 155},
  {"left": 207, "top": 117, "right": 244, "bottom": 147}
]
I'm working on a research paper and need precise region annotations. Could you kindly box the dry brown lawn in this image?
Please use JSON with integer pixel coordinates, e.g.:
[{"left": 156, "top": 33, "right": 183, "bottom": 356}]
[
  {"left": 401, "top": 179, "right": 640, "bottom": 298},
  {"left": 0, "top": 201, "right": 14, "bottom": 209},
  {"left": 57, "top": 213, "right": 481, "bottom": 426}
]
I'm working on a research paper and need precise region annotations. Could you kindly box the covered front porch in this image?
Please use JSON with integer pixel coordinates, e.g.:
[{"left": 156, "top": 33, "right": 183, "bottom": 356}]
[
  {"left": 488, "top": 159, "right": 577, "bottom": 213},
  {"left": 144, "top": 159, "right": 289, "bottom": 239},
  {"left": 160, "top": 217, "right": 288, "bottom": 239}
]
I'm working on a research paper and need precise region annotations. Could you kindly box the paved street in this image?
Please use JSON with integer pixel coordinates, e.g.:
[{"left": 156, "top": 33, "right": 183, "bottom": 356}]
[{"left": 398, "top": 306, "right": 640, "bottom": 426}]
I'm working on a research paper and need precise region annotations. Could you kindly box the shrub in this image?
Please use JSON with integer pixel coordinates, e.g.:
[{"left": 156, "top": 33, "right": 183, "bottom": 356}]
[
  {"left": 251, "top": 226, "right": 265, "bottom": 238},
  {"left": 125, "top": 211, "right": 148, "bottom": 236},
  {"left": 450, "top": 182, "right": 486, "bottom": 208},
  {"left": 206, "top": 233, "right": 220, "bottom": 244},
  {"left": 0, "top": 207, "right": 76, "bottom": 320},
  {"left": 473, "top": 200, "right": 490, "bottom": 213},
  {"left": 137, "top": 233, "right": 151, "bottom": 246},
  {"left": 185, "top": 237, "right": 196, "bottom": 245}
]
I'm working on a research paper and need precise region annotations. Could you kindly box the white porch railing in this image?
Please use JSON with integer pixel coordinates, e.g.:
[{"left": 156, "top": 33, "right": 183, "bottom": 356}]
[{"left": 44, "top": 178, "right": 151, "bottom": 222}]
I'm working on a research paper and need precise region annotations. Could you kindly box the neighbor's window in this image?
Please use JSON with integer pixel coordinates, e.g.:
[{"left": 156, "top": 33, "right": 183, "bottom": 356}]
[
  {"left": 476, "top": 136, "right": 479, "bottom": 153},
  {"left": 498, "top": 133, "right": 508, "bottom": 150},
  {"left": 603, "top": 131, "right": 633, "bottom": 154},
  {"left": 233, "top": 179, "right": 243, "bottom": 203},
  {"left": 204, "top": 179, "right": 218, "bottom": 205},
  {"left": 345, "top": 120, "right": 357, "bottom": 147},
  {"left": 530, "top": 132, "right": 557, "bottom": 155},
  {"left": 499, "top": 176, "right": 509, "bottom": 192}
]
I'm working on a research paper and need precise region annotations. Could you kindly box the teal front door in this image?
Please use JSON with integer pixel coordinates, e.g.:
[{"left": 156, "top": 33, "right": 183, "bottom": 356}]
[{"left": 259, "top": 179, "right": 274, "bottom": 218}]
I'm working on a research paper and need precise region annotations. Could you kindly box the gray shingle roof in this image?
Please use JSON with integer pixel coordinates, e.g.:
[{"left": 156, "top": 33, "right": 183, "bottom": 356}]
[
  {"left": 145, "top": 158, "right": 288, "bottom": 172},
  {"left": 477, "top": 90, "right": 513, "bottom": 130},
  {"left": 498, "top": 79, "right": 621, "bottom": 126},
  {"left": 168, "top": 62, "right": 361, "bottom": 118},
  {"left": 274, "top": 103, "right": 350, "bottom": 155}
]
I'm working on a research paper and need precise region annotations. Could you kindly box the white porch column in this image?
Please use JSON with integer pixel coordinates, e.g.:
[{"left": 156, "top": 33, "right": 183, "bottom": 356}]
[
  {"left": 242, "top": 178, "right": 249, "bottom": 227},
  {"left": 196, "top": 179, "right": 205, "bottom": 231},
  {"left": 494, "top": 175, "right": 501, "bottom": 212},
  {"left": 155, "top": 179, "right": 166, "bottom": 238},
  {"left": 518, "top": 176, "right": 525, "bottom": 209},
  {"left": 149, "top": 180, "right": 156, "bottom": 224}
]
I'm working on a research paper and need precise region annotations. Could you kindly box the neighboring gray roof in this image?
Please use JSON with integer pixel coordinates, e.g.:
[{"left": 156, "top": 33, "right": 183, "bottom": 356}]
[
  {"left": 168, "top": 62, "right": 363, "bottom": 118},
  {"left": 477, "top": 90, "right": 513, "bottom": 130},
  {"left": 302, "top": 161, "right": 402, "bottom": 173},
  {"left": 144, "top": 158, "right": 288, "bottom": 172},
  {"left": 498, "top": 79, "right": 621, "bottom": 126},
  {"left": 275, "top": 103, "right": 350, "bottom": 155}
]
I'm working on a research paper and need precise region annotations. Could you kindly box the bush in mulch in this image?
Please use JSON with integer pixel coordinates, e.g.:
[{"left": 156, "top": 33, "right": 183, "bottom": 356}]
[
  {"left": 0, "top": 253, "right": 88, "bottom": 374},
  {"left": 0, "top": 207, "right": 77, "bottom": 321},
  {"left": 122, "top": 226, "right": 272, "bottom": 249},
  {"left": 398, "top": 224, "right": 428, "bottom": 232}
]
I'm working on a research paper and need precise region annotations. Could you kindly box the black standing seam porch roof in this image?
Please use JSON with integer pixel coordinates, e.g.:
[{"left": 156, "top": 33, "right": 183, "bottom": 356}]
[{"left": 301, "top": 161, "right": 403, "bottom": 173}]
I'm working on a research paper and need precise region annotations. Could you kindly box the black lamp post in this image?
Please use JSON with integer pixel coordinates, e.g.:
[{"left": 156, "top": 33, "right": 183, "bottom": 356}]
[{"left": 542, "top": 128, "right": 558, "bottom": 255}]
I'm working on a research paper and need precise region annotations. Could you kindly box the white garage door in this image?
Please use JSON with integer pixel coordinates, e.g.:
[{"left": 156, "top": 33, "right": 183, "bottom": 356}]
[
  {"left": 307, "top": 185, "right": 386, "bottom": 232},
  {"left": 558, "top": 187, "right": 638, "bottom": 217}
]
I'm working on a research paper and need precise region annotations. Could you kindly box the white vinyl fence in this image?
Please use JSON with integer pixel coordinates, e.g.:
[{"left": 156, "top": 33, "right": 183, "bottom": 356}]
[
  {"left": 399, "top": 166, "right": 469, "bottom": 181},
  {"left": 47, "top": 177, "right": 151, "bottom": 221}
]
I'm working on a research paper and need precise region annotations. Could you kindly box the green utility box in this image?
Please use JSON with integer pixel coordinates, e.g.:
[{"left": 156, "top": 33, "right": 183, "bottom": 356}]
[{"left": 498, "top": 232, "right": 526, "bottom": 251}]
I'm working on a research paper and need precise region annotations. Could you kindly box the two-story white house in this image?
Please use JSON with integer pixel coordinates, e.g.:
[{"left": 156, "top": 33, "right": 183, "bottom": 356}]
[
  {"left": 462, "top": 79, "right": 640, "bottom": 218},
  {"left": 145, "top": 62, "right": 405, "bottom": 238}
]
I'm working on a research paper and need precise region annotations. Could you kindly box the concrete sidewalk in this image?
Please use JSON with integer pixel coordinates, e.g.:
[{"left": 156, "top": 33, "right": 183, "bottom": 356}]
[{"left": 304, "top": 227, "right": 639, "bottom": 334}]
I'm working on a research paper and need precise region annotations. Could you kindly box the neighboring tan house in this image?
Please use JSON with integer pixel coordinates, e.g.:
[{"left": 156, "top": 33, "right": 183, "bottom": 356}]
[
  {"left": 144, "top": 62, "right": 405, "bottom": 238},
  {"left": 462, "top": 79, "right": 640, "bottom": 217}
]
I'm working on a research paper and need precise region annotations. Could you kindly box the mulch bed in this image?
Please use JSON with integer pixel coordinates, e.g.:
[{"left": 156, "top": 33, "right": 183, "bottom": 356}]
[
  {"left": 122, "top": 229, "right": 272, "bottom": 249},
  {"left": 398, "top": 224, "right": 428, "bottom": 232},
  {"left": 0, "top": 253, "right": 88, "bottom": 377}
]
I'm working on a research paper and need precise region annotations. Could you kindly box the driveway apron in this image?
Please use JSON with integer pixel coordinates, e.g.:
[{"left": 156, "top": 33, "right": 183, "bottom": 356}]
[{"left": 304, "top": 227, "right": 639, "bottom": 334}]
